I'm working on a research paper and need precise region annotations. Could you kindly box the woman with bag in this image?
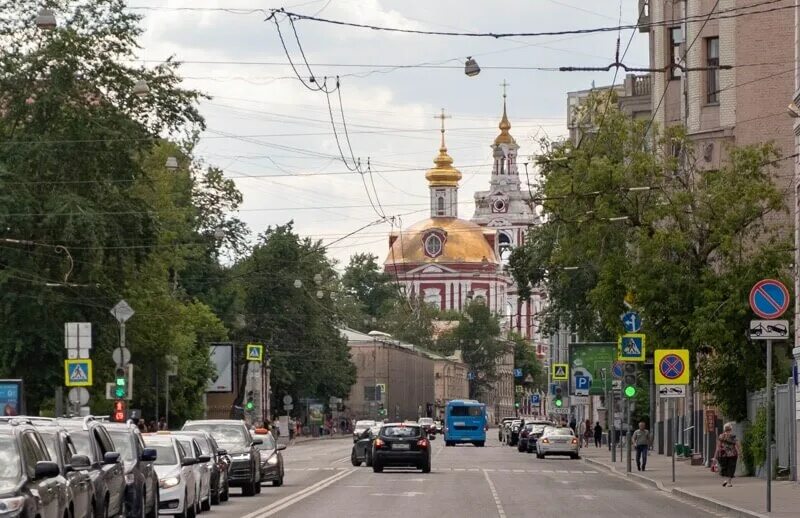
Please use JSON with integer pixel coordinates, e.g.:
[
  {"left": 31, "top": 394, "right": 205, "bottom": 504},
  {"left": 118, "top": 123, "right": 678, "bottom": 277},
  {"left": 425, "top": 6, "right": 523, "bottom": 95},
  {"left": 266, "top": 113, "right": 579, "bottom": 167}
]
[{"left": 716, "top": 422, "right": 740, "bottom": 487}]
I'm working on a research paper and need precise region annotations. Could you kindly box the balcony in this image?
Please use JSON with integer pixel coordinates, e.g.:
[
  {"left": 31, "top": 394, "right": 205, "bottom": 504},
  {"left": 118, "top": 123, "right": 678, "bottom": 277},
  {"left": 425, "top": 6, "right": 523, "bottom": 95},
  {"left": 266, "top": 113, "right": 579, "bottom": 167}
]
[{"left": 638, "top": 0, "right": 650, "bottom": 33}]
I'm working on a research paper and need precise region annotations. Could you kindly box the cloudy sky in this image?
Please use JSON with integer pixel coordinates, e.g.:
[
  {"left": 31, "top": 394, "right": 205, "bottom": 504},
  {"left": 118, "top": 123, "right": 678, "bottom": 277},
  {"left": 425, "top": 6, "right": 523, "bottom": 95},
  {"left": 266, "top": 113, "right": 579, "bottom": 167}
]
[{"left": 133, "top": 0, "right": 648, "bottom": 268}]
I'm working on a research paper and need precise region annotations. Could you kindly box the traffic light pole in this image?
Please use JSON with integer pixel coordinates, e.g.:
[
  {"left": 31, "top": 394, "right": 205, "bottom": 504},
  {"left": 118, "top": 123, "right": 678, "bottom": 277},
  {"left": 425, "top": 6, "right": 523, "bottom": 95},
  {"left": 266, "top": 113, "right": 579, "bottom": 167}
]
[{"left": 611, "top": 389, "right": 617, "bottom": 463}]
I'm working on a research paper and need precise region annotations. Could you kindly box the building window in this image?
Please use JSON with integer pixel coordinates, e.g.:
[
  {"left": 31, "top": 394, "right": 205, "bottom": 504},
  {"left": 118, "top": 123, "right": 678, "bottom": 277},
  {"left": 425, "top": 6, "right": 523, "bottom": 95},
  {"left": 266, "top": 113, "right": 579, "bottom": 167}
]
[
  {"left": 436, "top": 196, "right": 445, "bottom": 215},
  {"left": 706, "top": 37, "right": 719, "bottom": 103},
  {"left": 669, "top": 27, "right": 683, "bottom": 79},
  {"left": 424, "top": 234, "right": 443, "bottom": 257}
]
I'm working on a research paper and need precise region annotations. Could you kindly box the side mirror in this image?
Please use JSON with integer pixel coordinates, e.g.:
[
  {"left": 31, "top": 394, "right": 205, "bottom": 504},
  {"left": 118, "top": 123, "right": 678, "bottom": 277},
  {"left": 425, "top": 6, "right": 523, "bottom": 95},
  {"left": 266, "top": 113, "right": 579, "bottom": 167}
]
[
  {"left": 252, "top": 438, "right": 263, "bottom": 446},
  {"left": 103, "top": 452, "right": 121, "bottom": 465},
  {"left": 140, "top": 448, "right": 157, "bottom": 462},
  {"left": 35, "top": 461, "right": 60, "bottom": 479},
  {"left": 181, "top": 457, "right": 198, "bottom": 467},
  {"left": 68, "top": 454, "right": 91, "bottom": 471},
  {"left": 277, "top": 444, "right": 287, "bottom": 451},
  {"left": 216, "top": 449, "right": 227, "bottom": 457},
  {"left": 198, "top": 455, "right": 211, "bottom": 463}
]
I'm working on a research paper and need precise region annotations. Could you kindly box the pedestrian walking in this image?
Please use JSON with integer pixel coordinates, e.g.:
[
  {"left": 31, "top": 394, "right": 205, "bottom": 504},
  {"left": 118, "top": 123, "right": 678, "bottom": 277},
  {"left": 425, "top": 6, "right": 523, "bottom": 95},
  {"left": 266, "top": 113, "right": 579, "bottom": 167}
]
[
  {"left": 583, "top": 419, "right": 592, "bottom": 447},
  {"left": 716, "top": 422, "right": 740, "bottom": 487},
  {"left": 272, "top": 418, "right": 280, "bottom": 438},
  {"left": 593, "top": 422, "right": 603, "bottom": 448},
  {"left": 288, "top": 418, "right": 296, "bottom": 440},
  {"left": 632, "top": 421, "right": 652, "bottom": 471},
  {"left": 569, "top": 417, "right": 577, "bottom": 435}
]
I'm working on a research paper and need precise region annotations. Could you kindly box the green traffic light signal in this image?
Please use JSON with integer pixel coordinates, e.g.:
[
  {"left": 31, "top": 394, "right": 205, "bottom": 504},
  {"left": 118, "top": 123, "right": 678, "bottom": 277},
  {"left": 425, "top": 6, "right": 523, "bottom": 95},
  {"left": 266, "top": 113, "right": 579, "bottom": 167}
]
[
  {"left": 114, "top": 368, "right": 126, "bottom": 398},
  {"left": 245, "top": 401, "right": 254, "bottom": 411},
  {"left": 514, "top": 402, "right": 520, "bottom": 408},
  {"left": 624, "top": 385, "right": 637, "bottom": 398},
  {"left": 554, "top": 398, "right": 563, "bottom": 408}
]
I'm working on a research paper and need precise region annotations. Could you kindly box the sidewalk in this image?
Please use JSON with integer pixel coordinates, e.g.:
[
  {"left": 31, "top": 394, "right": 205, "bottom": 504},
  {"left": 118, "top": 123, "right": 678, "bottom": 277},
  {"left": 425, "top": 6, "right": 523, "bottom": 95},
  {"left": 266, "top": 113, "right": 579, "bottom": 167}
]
[{"left": 581, "top": 447, "right": 798, "bottom": 517}]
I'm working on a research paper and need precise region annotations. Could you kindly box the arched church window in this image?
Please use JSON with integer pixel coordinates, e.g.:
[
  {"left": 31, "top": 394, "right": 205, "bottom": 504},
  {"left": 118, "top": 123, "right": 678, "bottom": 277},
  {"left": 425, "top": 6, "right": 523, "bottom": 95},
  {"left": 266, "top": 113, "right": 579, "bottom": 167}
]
[
  {"left": 498, "top": 231, "right": 513, "bottom": 263},
  {"left": 436, "top": 196, "right": 445, "bottom": 216},
  {"left": 424, "top": 233, "right": 443, "bottom": 258}
]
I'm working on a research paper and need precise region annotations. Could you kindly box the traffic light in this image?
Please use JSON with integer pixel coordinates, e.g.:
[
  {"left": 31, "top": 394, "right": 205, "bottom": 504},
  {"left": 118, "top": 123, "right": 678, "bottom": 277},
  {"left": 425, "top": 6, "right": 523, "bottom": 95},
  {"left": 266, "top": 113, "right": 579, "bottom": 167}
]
[
  {"left": 245, "top": 391, "right": 255, "bottom": 412},
  {"left": 514, "top": 402, "right": 520, "bottom": 409},
  {"left": 623, "top": 363, "right": 638, "bottom": 398},
  {"left": 114, "top": 367, "right": 126, "bottom": 399},
  {"left": 554, "top": 386, "right": 563, "bottom": 408},
  {"left": 378, "top": 403, "right": 386, "bottom": 416},
  {"left": 113, "top": 399, "right": 126, "bottom": 423}
]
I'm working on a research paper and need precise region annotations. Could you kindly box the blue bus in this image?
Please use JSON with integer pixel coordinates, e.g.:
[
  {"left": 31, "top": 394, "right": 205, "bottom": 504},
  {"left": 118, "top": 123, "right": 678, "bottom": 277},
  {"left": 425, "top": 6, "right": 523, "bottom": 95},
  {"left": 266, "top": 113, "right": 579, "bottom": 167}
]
[{"left": 444, "top": 400, "right": 486, "bottom": 447}]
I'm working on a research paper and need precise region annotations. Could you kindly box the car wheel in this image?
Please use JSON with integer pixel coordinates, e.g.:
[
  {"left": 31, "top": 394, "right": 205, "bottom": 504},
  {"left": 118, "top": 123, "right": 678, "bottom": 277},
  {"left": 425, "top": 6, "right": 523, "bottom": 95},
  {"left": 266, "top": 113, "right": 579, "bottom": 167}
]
[
  {"left": 137, "top": 491, "right": 146, "bottom": 518},
  {"left": 372, "top": 461, "right": 383, "bottom": 473},
  {"left": 272, "top": 474, "right": 283, "bottom": 487},
  {"left": 366, "top": 450, "right": 373, "bottom": 467},
  {"left": 536, "top": 453, "right": 545, "bottom": 459},
  {"left": 147, "top": 489, "right": 159, "bottom": 518},
  {"left": 571, "top": 453, "right": 580, "bottom": 460},
  {"left": 103, "top": 496, "right": 110, "bottom": 518},
  {"left": 351, "top": 450, "right": 362, "bottom": 466},
  {"left": 476, "top": 441, "right": 485, "bottom": 447},
  {"left": 201, "top": 493, "right": 211, "bottom": 513},
  {"left": 221, "top": 483, "right": 229, "bottom": 502},
  {"left": 420, "top": 460, "right": 431, "bottom": 473},
  {"left": 211, "top": 481, "right": 221, "bottom": 506},
  {"left": 242, "top": 480, "right": 255, "bottom": 497},
  {"left": 255, "top": 480, "right": 262, "bottom": 494}
]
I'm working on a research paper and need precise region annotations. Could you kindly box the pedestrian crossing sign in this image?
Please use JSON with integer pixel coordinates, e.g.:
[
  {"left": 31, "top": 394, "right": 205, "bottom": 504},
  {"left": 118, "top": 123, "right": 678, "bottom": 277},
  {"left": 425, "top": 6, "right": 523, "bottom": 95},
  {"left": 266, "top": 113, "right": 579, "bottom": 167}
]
[
  {"left": 245, "top": 344, "right": 263, "bottom": 362},
  {"left": 64, "top": 359, "right": 93, "bottom": 387},
  {"left": 552, "top": 363, "right": 569, "bottom": 381},
  {"left": 618, "top": 333, "right": 646, "bottom": 362}
]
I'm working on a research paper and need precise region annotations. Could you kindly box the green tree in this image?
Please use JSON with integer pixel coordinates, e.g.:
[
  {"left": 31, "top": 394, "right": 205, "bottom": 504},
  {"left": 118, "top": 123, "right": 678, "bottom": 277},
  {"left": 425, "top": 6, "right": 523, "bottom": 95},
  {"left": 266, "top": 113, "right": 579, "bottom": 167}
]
[
  {"left": 511, "top": 334, "right": 545, "bottom": 391},
  {"left": 509, "top": 93, "right": 791, "bottom": 421},
  {"left": 437, "top": 302, "right": 508, "bottom": 399},
  {"left": 341, "top": 253, "right": 399, "bottom": 331}
]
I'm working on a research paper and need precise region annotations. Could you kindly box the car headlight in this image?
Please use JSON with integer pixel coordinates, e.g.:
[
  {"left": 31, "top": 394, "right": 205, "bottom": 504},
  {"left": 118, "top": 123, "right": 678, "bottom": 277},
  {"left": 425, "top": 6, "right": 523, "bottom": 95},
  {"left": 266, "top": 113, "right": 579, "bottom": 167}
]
[
  {"left": 0, "top": 496, "right": 25, "bottom": 513},
  {"left": 232, "top": 453, "right": 250, "bottom": 461},
  {"left": 267, "top": 454, "right": 278, "bottom": 466},
  {"left": 159, "top": 476, "right": 181, "bottom": 489},
  {"left": 125, "top": 473, "right": 135, "bottom": 485}
]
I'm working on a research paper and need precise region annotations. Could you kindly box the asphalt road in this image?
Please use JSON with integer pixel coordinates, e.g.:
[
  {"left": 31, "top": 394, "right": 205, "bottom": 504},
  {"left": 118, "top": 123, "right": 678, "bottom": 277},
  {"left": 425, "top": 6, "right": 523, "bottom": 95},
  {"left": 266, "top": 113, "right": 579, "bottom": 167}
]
[{"left": 192, "top": 435, "right": 721, "bottom": 518}]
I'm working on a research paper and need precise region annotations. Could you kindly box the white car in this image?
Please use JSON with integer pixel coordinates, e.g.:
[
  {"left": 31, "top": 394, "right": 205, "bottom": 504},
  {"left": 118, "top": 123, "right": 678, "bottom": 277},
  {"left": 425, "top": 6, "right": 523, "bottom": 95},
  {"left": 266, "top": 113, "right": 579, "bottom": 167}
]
[
  {"left": 174, "top": 436, "right": 212, "bottom": 513},
  {"left": 536, "top": 426, "right": 580, "bottom": 460},
  {"left": 353, "top": 420, "right": 376, "bottom": 442},
  {"left": 144, "top": 435, "right": 198, "bottom": 517}
]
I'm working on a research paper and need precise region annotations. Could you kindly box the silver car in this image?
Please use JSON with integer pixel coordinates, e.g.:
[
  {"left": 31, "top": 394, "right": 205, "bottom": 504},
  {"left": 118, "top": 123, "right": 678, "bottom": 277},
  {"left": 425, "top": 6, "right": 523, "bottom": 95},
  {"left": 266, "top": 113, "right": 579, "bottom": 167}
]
[{"left": 536, "top": 426, "right": 580, "bottom": 459}]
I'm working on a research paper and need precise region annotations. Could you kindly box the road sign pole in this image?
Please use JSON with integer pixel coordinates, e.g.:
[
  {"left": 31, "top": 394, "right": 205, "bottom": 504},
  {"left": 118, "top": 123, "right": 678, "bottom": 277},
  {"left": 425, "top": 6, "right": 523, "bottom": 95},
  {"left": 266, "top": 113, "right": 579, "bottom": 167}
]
[
  {"left": 672, "top": 398, "right": 676, "bottom": 483},
  {"left": 611, "top": 390, "right": 617, "bottom": 463},
  {"left": 766, "top": 339, "right": 772, "bottom": 513},
  {"left": 625, "top": 398, "right": 632, "bottom": 473}
]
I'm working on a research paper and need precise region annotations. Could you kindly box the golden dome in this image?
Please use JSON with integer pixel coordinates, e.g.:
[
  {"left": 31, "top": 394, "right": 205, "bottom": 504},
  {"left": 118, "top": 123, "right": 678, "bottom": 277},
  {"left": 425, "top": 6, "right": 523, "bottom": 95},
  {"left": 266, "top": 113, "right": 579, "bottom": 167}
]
[
  {"left": 385, "top": 217, "right": 499, "bottom": 265},
  {"left": 494, "top": 95, "right": 516, "bottom": 146},
  {"left": 426, "top": 110, "right": 462, "bottom": 187}
]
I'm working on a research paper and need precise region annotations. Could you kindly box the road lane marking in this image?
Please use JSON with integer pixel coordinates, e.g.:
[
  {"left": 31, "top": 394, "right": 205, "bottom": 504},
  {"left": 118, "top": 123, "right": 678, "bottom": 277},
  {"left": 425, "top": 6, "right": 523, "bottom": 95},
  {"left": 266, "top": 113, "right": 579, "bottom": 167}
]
[
  {"left": 369, "top": 491, "right": 424, "bottom": 497},
  {"left": 482, "top": 470, "right": 507, "bottom": 518},
  {"left": 240, "top": 469, "right": 355, "bottom": 518},
  {"left": 512, "top": 469, "right": 525, "bottom": 473}
]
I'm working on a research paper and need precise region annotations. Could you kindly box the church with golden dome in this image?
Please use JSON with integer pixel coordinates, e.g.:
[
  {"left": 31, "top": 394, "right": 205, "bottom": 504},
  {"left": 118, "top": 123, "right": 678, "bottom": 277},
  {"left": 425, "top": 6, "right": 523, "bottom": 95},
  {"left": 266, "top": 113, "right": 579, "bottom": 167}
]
[{"left": 384, "top": 95, "right": 545, "bottom": 354}]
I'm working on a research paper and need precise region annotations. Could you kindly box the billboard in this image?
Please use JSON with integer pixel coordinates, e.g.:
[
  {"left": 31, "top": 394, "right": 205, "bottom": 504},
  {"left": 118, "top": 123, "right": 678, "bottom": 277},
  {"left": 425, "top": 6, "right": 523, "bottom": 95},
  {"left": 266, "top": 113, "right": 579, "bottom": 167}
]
[
  {"left": 207, "top": 343, "right": 233, "bottom": 393},
  {"left": 0, "top": 380, "right": 23, "bottom": 416},
  {"left": 568, "top": 343, "right": 616, "bottom": 396}
]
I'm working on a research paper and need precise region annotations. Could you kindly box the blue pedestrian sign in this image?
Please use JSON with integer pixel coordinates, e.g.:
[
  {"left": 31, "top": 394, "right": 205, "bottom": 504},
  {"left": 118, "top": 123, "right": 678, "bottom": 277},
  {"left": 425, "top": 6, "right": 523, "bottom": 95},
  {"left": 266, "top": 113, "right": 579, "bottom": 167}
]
[
  {"left": 64, "top": 359, "right": 93, "bottom": 387},
  {"left": 621, "top": 311, "right": 642, "bottom": 333},
  {"left": 618, "top": 334, "right": 646, "bottom": 362},
  {"left": 530, "top": 394, "right": 541, "bottom": 405},
  {"left": 575, "top": 376, "right": 591, "bottom": 391},
  {"left": 749, "top": 279, "right": 790, "bottom": 319},
  {"left": 513, "top": 368, "right": 523, "bottom": 378}
]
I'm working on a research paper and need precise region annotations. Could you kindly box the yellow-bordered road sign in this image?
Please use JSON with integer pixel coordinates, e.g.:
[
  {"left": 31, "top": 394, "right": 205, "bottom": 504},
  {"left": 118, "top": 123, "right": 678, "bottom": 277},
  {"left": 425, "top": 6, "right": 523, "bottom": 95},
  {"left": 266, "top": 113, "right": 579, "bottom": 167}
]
[
  {"left": 552, "top": 363, "right": 569, "bottom": 381},
  {"left": 245, "top": 344, "right": 263, "bottom": 362},
  {"left": 654, "top": 349, "right": 690, "bottom": 385},
  {"left": 65, "top": 359, "right": 93, "bottom": 387},
  {"left": 618, "top": 333, "right": 646, "bottom": 362}
]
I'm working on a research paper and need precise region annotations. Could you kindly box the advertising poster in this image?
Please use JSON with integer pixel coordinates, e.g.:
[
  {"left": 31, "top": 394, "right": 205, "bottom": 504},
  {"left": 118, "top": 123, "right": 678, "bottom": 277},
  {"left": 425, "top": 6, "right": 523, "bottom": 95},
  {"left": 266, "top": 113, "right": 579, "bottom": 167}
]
[
  {"left": 207, "top": 343, "right": 233, "bottom": 393},
  {"left": 0, "top": 380, "right": 23, "bottom": 416},
  {"left": 308, "top": 403, "right": 324, "bottom": 425},
  {"left": 568, "top": 343, "right": 616, "bottom": 396}
]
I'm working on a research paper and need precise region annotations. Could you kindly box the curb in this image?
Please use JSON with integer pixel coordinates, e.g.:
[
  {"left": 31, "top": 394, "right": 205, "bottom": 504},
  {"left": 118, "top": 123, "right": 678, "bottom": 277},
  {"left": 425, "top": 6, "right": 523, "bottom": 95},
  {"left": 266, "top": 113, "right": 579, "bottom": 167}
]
[{"left": 582, "top": 456, "right": 766, "bottom": 518}]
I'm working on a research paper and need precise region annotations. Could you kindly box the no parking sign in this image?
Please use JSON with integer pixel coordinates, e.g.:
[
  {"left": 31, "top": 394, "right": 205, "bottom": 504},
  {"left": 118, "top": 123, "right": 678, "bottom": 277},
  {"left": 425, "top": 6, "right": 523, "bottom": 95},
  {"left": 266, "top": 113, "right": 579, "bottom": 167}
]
[{"left": 654, "top": 349, "right": 690, "bottom": 385}]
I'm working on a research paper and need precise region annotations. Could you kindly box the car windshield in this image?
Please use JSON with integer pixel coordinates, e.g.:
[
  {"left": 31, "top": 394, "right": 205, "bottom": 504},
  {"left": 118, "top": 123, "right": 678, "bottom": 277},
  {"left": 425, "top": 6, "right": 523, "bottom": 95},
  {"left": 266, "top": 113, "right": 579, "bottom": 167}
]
[
  {"left": 531, "top": 425, "right": 548, "bottom": 433},
  {"left": 146, "top": 442, "right": 178, "bottom": 466},
  {"left": 0, "top": 436, "right": 21, "bottom": 488},
  {"left": 109, "top": 432, "right": 135, "bottom": 462},
  {"left": 449, "top": 406, "right": 482, "bottom": 417},
  {"left": 183, "top": 424, "right": 249, "bottom": 450},
  {"left": 69, "top": 431, "right": 95, "bottom": 462},
  {"left": 254, "top": 434, "right": 276, "bottom": 451},
  {"left": 381, "top": 426, "right": 420, "bottom": 438}
]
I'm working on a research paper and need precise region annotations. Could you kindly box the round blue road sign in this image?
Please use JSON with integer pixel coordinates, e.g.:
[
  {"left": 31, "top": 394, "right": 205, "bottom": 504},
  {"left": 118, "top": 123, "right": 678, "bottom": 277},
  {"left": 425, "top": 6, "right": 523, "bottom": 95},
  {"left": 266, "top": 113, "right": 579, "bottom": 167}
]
[
  {"left": 749, "top": 279, "right": 790, "bottom": 319},
  {"left": 612, "top": 361, "right": 624, "bottom": 378},
  {"left": 621, "top": 312, "right": 642, "bottom": 333},
  {"left": 659, "top": 354, "right": 685, "bottom": 381}
]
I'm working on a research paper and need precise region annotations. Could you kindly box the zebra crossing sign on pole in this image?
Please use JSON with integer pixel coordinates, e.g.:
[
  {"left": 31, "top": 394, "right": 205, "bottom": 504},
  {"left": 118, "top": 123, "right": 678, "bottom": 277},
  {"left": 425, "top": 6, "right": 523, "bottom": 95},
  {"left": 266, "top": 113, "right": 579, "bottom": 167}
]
[
  {"left": 64, "top": 359, "right": 93, "bottom": 387},
  {"left": 617, "top": 334, "right": 646, "bottom": 362}
]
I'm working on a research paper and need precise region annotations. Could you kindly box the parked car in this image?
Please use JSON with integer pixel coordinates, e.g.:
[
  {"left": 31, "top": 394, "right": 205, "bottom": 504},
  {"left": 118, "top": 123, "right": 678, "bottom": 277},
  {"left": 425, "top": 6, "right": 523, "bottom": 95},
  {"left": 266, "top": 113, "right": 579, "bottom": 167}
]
[
  {"left": 536, "top": 426, "right": 580, "bottom": 459},
  {"left": 0, "top": 419, "right": 69, "bottom": 518},
  {"left": 142, "top": 434, "right": 198, "bottom": 518},
  {"left": 252, "top": 429, "right": 285, "bottom": 486},
  {"left": 524, "top": 423, "right": 553, "bottom": 454},
  {"left": 36, "top": 424, "right": 94, "bottom": 518},
  {"left": 105, "top": 422, "right": 159, "bottom": 518},
  {"left": 352, "top": 420, "right": 376, "bottom": 442},
  {"left": 372, "top": 423, "right": 432, "bottom": 473},
  {"left": 173, "top": 435, "right": 211, "bottom": 513},
  {"left": 56, "top": 417, "right": 126, "bottom": 518},
  {"left": 506, "top": 420, "right": 523, "bottom": 446},
  {"left": 181, "top": 420, "right": 261, "bottom": 496},
  {"left": 173, "top": 430, "right": 229, "bottom": 504}
]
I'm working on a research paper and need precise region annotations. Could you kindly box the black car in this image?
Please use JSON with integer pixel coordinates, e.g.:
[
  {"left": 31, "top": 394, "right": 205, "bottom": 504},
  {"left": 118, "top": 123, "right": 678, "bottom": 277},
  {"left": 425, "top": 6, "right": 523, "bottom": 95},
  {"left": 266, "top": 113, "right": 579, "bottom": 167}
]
[
  {"left": 36, "top": 424, "right": 94, "bottom": 518},
  {"left": 350, "top": 425, "right": 379, "bottom": 467},
  {"left": 181, "top": 419, "right": 262, "bottom": 496},
  {"left": 0, "top": 419, "right": 69, "bottom": 518},
  {"left": 372, "top": 423, "right": 431, "bottom": 473},
  {"left": 104, "top": 422, "right": 159, "bottom": 518},
  {"left": 252, "top": 430, "right": 285, "bottom": 487},
  {"left": 519, "top": 421, "right": 552, "bottom": 453},
  {"left": 174, "top": 430, "right": 230, "bottom": 504},
  {"left": 56, "top": 417, "right": 126, "bottom": 518}
]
